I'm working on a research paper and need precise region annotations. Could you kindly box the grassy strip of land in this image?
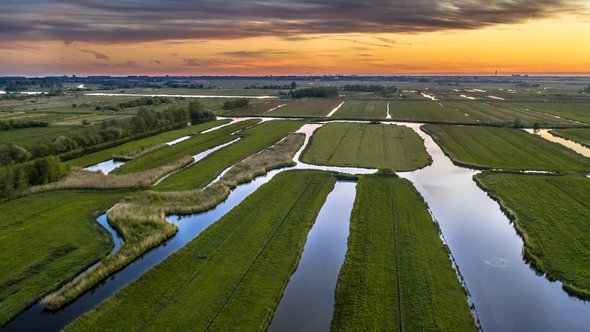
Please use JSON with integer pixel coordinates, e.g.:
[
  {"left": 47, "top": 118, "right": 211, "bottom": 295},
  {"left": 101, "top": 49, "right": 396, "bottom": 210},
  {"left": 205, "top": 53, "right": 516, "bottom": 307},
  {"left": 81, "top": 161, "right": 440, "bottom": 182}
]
[
  {"left": 155, "top": 120, "right": 304, "bottom": 191},
  {"left": 552, "top": 128, "right": 590, "bottom": 148},
  {"left": 113, "top": 119, "right": 259, "bottom": 174},
  {"left": 112, "top": 143, "right": 167, "bottom": 161},
  {"left": 332, "top": 174, "right": 476, "bottom": 331},
  {"left": 42, "top": 133, "right": 304, "bottom": 309},
  {"left": 301, "top": 122, "right": 430, "bottom": 171},
  {"left": 335, "top": 100, "right": 388, "bottom": 119},
  {"left": 67, "top": 119, "right": 229, "bottom": 167},
  {"left": 475, "top": 172, "right": 590, "bottom": 299},
  {"left": 66, "top": 170, "right": 335, "bottom": 331},
  {"left": 423, "top": 124, "right": 590, "bottom": 174},
  {"left": 29, "top": 156, "right": 193, "bottom": 195},
  {"left": 0, "top": 191, "right": 128, "bottom": 326}
]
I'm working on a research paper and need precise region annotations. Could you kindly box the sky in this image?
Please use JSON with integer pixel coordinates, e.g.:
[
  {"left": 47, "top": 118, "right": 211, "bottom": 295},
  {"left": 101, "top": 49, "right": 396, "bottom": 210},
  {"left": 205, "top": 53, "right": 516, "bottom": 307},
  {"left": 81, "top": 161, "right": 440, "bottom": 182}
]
[{"left": 1, "top": 0, "right": 589, "bottom": 76}]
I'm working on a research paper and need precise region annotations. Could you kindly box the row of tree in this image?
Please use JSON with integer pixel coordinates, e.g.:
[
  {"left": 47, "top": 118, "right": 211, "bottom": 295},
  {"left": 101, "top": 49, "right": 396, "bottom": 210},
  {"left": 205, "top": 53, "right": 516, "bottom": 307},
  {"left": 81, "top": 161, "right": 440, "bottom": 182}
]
[
  {"left": 188, "top": 101, "right": 217, "bottom": 123},
  {"left": 0, "top": 106, "right": 192, "bottom": 166},
  {"left": 0, "top": 120, "right": 49, "bottom": 131},
  {"left": 222, "top": 98, "right": 250, "bottom": 110},
  {"left": 0, "top": 156, "right": 66, "bottom": 199},
  {"left": 341, "top": 84, "right": 398, "bottom": 94},
  {"left": 288, "top": 86, "right": 339, "bottom": 98}
]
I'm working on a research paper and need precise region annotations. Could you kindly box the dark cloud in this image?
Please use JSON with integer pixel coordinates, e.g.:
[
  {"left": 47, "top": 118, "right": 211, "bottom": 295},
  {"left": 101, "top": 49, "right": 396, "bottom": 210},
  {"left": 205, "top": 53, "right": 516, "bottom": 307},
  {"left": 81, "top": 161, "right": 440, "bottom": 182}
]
[
  {"left": 0, "top": 0, "right": 585, "bottom": 44},
  {"left": 79, "top": 49, "right": 110, "bottom": 60}
]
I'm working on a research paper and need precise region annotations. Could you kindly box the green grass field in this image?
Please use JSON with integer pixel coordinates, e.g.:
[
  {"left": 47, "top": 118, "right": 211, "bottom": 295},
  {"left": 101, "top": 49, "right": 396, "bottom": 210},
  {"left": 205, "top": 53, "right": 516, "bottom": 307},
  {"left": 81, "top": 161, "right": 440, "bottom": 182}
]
[
  {"left": 155, "top": 120, "right": 304, "bottom": 191},
  {"left": 0, "top": 190, "right": 128, "bottom": 325},
  {"left": 475, "top": 173, "right": 590, "bottom": 298},
  {"left": 333, "top": 100, "right": 388, "bottom": 119},
  {"left": 67, "top": 119, "right": 230, "bottom": 167},
  {"left": 552, "top": 128, "right": 590, "bottom": 148},
  {"left": 113, "top": 119, "right": 259, "bottom": 174},
  {"left": 301, "top": 122, "right": 430, "bottom": 171},
  {"left": 269, "top": 99, "right": 343, "bottom": 117},
  {"left": 388, "top": 100, "right": 473, "bottom": 123},
  {"left": 442, "top": 101, "right": 579, "bottom": 126},
  {"left": 423, "top": 125, "right": 590, "bottom": 174},
  {"left": 66, "top": 170, "right": 335, "bottom": 331},
  {"left": 332, "top": 174, "right": 475, "bottom": 331}
]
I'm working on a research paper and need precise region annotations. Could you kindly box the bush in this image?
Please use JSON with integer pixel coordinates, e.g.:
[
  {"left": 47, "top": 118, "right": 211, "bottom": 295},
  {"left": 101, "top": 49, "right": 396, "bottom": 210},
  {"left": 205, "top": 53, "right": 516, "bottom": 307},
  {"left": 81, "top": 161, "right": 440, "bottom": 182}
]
[
  {"left": 222, "top": 98, "right": 250, "bottom": 110},
  {"left": 289, "top": 86, "right": 339, "bottom": 98}
]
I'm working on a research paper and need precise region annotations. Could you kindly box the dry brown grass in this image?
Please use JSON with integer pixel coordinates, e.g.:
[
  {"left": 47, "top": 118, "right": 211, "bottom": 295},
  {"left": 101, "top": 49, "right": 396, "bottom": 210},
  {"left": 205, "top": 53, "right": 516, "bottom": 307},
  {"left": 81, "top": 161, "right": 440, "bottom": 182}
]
[
  {"left": 29, "top": 156, "right": 194, "bottom": 193},
  {"left": 41, "top": 133, "right": 304, "bottom": 309}
]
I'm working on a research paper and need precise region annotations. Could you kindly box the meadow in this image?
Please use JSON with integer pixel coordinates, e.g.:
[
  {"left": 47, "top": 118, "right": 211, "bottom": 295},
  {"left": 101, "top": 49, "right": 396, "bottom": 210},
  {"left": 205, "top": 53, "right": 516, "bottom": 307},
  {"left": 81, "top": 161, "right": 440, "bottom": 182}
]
[
  {"left": 387, "top": 100, "right": 473, "bottom": 123},
  {"left": 65, "top": 170, "right": 335, "bottom": 331},
  {"left": 0, "top": 190, "right": 128, "bottom": 325},
  {"left": 67, "top": 119, "right": 229, "bottom": 167},
  {"left": 475, "top": 173, "right": 590, "bottom": 298},
  {"left": 333, "top": 100, "right": 388, "bottom": 119},
  {"left": 113, "top": 119, "right": 258, "bottom": 174},
  {"left": 332, "top": 174, "right": 476, "bottom": 331},
  {"left": 155, "top": 120, "right": 304, "bottom": 191},
  {"left": 301, "top": 122, "right": 431, "bottom": 171},
  {"left": 422, "top": 124, "right": 590, "bottom": 174}
]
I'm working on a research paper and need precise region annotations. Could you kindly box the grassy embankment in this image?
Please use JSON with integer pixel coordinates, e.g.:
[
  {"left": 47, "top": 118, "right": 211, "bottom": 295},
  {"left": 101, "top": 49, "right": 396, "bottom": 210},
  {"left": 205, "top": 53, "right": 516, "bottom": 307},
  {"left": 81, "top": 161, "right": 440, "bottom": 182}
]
[
  {"left": 552, "top": 128, "right": 590, "bottom": 148},
  {"left": 475, "top": 173, "right": 590, "bottom": 299},
  {"left": 0, "top": 191, "right": 128, "bottom": 326},
  {"left": 301, "top": 122, "right": 430, "bottom": 171},
  {"left": 155, "top": 120, "right": 305, "bottom": 191},
  {"left": 422, "top": 124, "right": 590, "bottom": 175},
  {"left": 66, "top": 170, "right": 335, "bottom": 331},
  {"left": 42, "top": 133, "right": 305, "bottom": 309},
  {"left": 67, "top": 119, "right": 230, "bottom": 167},
  {"left": 332, "top": 174, "right": 476, "bottom": 331},
  {"left": 387, "top": 100, "right": 473, "bottom": 123},
  {"left": 113, "top": 119, "right": 259, "bottom": 174}
]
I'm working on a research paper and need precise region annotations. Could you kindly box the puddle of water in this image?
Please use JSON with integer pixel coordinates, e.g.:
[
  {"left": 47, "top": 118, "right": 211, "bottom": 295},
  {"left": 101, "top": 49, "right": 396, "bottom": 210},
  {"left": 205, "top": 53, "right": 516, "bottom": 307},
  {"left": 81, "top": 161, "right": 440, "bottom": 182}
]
[
  {"left": 268, "top": 181, "right": 356, "bottom": 332},
  {"left": 84, "top": 159, "right": 125, "bottom": 174},
  {"left": 326, "top": 101, "right": 345, "bottom": 117},
  {"left": 398, "top": 123, "right": 590, "bottom": 332},
  {"left": 525, "top": 129, "right": 590, "bottom": 158},
  {"left": 164, "top": 135, "right": 191, "bottom": 146},
  {"left": 386, "top": 102, "right": 392, "bottom": 119}
]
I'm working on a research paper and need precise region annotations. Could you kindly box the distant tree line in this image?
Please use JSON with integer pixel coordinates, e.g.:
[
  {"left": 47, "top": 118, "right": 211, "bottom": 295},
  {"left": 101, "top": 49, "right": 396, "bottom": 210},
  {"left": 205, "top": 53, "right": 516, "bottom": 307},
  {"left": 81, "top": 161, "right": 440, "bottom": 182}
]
[
  {"left": 0, "top": 156, "right": 66, "bottom": 199},
  {"left": 341, "top": 84, "right": 398, "bottom": 94},
  {"left": 581, "top": 85, "right": 590, "bottom": 94},
  {"left": 0, "top": 120, "right": 49, "bottom": 131},
  {"left": 96, "top": 96, "right": 173, "bottom": 111},
  {"left": 288, "top": 86, "right": 339, "bottom": 98},
  {"left": 222, "top": 98, "right": 250, "bottom": 110},
  {"left": 188, "top": 101, "right": 217, "bottom": 123},
  {"left": 246, "top": 82, "right": 297, "bottom": 90}
]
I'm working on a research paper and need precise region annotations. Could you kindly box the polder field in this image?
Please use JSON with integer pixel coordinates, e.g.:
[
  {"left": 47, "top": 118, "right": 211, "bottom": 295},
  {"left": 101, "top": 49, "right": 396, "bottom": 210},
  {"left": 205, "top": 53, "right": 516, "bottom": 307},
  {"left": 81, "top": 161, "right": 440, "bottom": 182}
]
[{"left": 2, "top": 77, "right": 590, "bottom": 331}]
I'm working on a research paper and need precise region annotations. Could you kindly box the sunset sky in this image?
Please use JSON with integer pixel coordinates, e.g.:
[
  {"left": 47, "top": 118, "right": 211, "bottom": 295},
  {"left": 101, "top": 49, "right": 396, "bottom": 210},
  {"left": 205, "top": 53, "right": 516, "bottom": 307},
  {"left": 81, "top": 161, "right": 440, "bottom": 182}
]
[{"left": 1, "top": 0, "right": 589, "bottom": 76}]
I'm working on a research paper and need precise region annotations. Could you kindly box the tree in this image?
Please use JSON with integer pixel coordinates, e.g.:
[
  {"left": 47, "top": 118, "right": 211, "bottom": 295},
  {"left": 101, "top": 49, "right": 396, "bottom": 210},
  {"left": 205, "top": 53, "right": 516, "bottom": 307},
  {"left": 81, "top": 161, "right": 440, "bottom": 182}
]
[
  {"left": 533, "top": 122, "right": 541, "bottom": 133},
  {"left": 290, "top": 81, "right": 297, "bottom": 90}
]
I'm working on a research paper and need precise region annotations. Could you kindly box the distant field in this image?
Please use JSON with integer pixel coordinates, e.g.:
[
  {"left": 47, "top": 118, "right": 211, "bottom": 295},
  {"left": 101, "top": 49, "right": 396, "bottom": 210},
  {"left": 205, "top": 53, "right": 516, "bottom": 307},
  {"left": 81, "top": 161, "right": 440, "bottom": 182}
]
[
  {"left": 67, "top": 119, "right": 230, "bottom": 167},
  {"left": 223, "top": 100, "right": 288, "bottom": 116},
  {"left": 442, "top": 101, "right": 579, "bottom": 126},
  {"left": 301, "top": 122, "right": 430, "bottom": 171},
  {"left": 422, "top": 125, "right": 590, "bottom": 174},
  {"left": 332, "top": 175, "right": 475, "bottom": 331},
  {"left": 388, "top": 100, "right": 474, "bottom": 123},
  {"left": 475, "top": 173, "right": 590, "bottom": 298},
  {"left": 502, "top": 102, "right": 590, "bottom": 125},
  {"left": 114, "top": 119, "right": 258, "bottom": 174},
  {"left": 0, "top": 125, "right": 85, "bottom": 146},
  {"left": 552, "top": 128, "right": 590, "bottom": 147},
  {"left": 269, "top": 99, "right": 343, "bottom": 117},
  {"left": 66, "top": 170, "right": 335, "bottom": 331},
  {"left": 333, "top": 100, "right": 388, "bottom": 119},
  {"left": 155, "top": 120, "right": 304, "bottom": 191},
  {"left": 0, "top": 190, "right": 128, "bottom": 326}
]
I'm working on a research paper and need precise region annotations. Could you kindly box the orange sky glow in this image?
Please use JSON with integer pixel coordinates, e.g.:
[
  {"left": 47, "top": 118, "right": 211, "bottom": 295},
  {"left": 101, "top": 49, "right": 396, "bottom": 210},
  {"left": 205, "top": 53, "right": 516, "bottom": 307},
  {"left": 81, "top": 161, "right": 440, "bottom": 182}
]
[{"left": 1, "top": 2, "right": 589, "bottom": 76}]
